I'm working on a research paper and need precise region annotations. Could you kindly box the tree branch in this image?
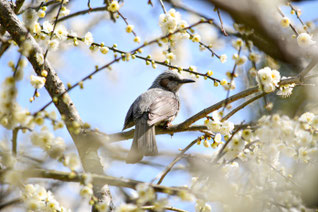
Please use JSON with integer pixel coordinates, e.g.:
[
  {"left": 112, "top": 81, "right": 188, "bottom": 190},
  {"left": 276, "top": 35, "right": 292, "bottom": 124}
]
[
  {"left": 155, "top": 138, "right": 200, "bottom": 185},
  {"left": 104, "top": 125, "right": 207, "bottom": 143},
  {"left": 24, "top": 168, "right": 190, "bottom": 195},
  {"left": 206, "top": 0, "right": 318, "bottom": 68},
  {"left": 0, "top": 0, "right": 113, "bottom": 209}
]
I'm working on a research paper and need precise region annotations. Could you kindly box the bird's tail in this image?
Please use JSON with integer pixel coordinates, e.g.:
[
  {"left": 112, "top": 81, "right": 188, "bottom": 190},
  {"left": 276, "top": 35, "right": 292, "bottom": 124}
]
[{"left": 126, "top": 117, "right": 158, "bottom": 163}]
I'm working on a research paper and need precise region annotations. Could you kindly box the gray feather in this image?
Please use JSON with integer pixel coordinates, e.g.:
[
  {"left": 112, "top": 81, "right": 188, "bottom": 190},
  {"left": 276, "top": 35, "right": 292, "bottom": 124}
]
[{"left": 126, "top": 114, "right": 158, "bottom": 163}]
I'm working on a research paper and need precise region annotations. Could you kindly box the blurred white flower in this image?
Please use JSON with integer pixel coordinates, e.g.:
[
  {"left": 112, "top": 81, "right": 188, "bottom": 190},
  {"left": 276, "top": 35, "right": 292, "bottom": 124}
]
[
  {"left": 280, "top": 17, "right": 290, "bottom": 28},
  {"left": 299, "top": 112, "right": 314, "bottom": 124},
  {"left": 297, "top": 32, "right": 316, "bottom": 48},
  {"left": 84, "top": 32, "right": 94, "bottom": 46},
  {"left": 30, "top": 75, "right": 46, "bottom": 89},
  {"left": 60, "top": 6, "right": 70, "bottom": 17},
  {"left": 107, "top": 1, "right": 120, "bottom": 12},
  {"left": 63, "top": 153, "right": 80, "bottom": 170},
  {"left": 256, "top": 67, "right": 280, "bottom": 93},
  {"left": 136, "top": 183, "right": 155, "bottom": 204},
  {"left": 55, "top": 25, "right": 68, "bottom": 41},
  {"left": 115, "top": 204, "right": 137, "bottom": 212},
  {"left": 35, "top": 52, "right": 44, "bottom": 65},
  {"left": 43, "top": 21, "right": 53, "bottom": 33},
  {"left": 47, "top": 39, "right": 59, "bottom": 51},
  {"left": 80, "top": 184, "right": 93, "bottom": 199},
  {"left": 220, "top": 54, "right": 227, "bottom": 63},
  {"left": 277, "top": 83, "right": 295, "bottom": 98}
]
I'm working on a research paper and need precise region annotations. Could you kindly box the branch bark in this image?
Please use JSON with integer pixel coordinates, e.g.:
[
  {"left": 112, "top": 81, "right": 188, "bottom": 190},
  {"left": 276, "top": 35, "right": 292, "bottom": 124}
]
[
  {"left": 25, "top": 168, "right": 189, "bottom": 196},
  {"left": 205, "top": 0, "right": 318, "bottom": 68},
  {"left": 0, "top": 0, "right": 113, "bottom": 209}
]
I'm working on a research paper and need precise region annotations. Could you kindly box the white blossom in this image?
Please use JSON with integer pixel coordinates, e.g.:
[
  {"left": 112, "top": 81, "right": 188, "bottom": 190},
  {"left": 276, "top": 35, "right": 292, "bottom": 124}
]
[
  {"left": 256, "top": 67, "right": 281, "bottom": 93},
  {"left": 299, "top": 112, "right": 315, "bottom": 124},
  {"left": 136, "top": 183, "right": 155, "bottom": 204},
  {"left": 280, "top": 17, "right": 290, "bottom": 28},
  {"left": 107, "top": 1, "right": 120, "bottom": 12},
  {"left": 30, "top": 75, "right": 46, "bottom": 89},
  {"left": 84, "top": 32, "right": 94, "bottom": 46},
  {"left": 55, "top": 25, "right": 68, "bottom": 41},
  {"left": 43, "top": 21, "right": 53, "bottom": 33},
  {"left": 158, "top": 8, "right": 189, "bottom": 43},
  {"left": 277, "top": 83, "right": 295, "bottom": 98},
  {"left": 297, "top": 32, "right": 316, "bottom": 48},
  {"left": 63, "top": 153, "right": 80, "bottom": 170},
  {"left": 220, "top": 54, "right": 227, "bottom": 63},
  {"left": 80, "top": 184, "right": 93, "bottom": 199},
  {"left": 47, "top": 39, "right": 59, "bottom": 51},
  {"left": 60, "top": 6, "right": 70, "bottom": 17},
  {"left": 22, "top": 184, "right": 69, "bottom": 211},
  {"left": 35, "top": 52, "right": 44, "bottom": 65}
]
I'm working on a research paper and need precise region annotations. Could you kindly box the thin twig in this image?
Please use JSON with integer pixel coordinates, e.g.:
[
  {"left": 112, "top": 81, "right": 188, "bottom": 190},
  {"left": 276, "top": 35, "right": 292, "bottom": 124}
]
[
  {"left": 222, "top": 46, "right": 241, "bottom": 113},
  {"left": 87, "top": 0, "right": 91, "bottom": 10},
  {"left": 57, "top": 6, "right": 108, "bottom": 23},
  {"left": 213, "top": 123, "right": 245, "bottom": 163},
  {"left": 186, "top": 30, "right": 220, "bottom": 58},
  {"left": 12, "top": 126, "right": 32, "bottom": 156},
  {"left": 159, "top": 0, "right": 167, "bottom": 14},
  {"left": 155, "top": 138, "right": 200, "bottom": 185},
  {"left": 222, "top": 92, "right": 267, "bottom": 121},
  {"left": 142, "top": 205, "right": 188, "bottom": 212},
  {"left": 43, "top": 0, "right": 64, "bottom": 60},
  {"left": 117, "top": 11, "right": 137, "bottom": 37},
  {"left": 288, "top": 3, "right": 309, "bottom": 34},
  {"left": 164, "top": 0, "right": 229, "bottom": 35},
  {"left": 277, "top": 7, "right": 299, "bottom": 36},
  {"left": 215, "top": 7, "right": 228, "bottom": 36}
]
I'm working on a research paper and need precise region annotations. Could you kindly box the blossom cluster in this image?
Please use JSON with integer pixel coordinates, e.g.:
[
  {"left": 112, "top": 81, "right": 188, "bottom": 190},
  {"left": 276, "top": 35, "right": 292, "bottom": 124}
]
[
  {"left": 194, "top": 112, "right": 318, "bottom": 211},
  {"left": 22, "top": 184, "right": 70, "bottom": 212},
  {"left": 205, "top": 111, "right": 235, "bottom": 146},
  {"left": 115, "top": 183, "right": 167, "bottom": 212},
  {"left": 31, "top": 127, "right": 66, "bottom": 159},
  {"left": 159, "top": 9, "right": 190, "bottom": 44},
  {"left": 0, "top": 77, "right": 33, "bottom": 130},
  {"left": 256, "top": 66, "right": 281, "bottom": 93}
]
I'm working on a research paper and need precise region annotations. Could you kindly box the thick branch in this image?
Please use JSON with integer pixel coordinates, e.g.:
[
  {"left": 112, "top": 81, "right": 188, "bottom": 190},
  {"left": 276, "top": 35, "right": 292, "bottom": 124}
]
[
  {"left": 0, "top": 0, "right": 113, "bottom": 208},
  {"left": 26, "top": 169, "right": 189, "bottom": 195},
  {"left": 105, "top": 125, "right": 207, "bottom": 143},
  {"left": 206, "top": 0, "right": 318, "bottom": 68}
]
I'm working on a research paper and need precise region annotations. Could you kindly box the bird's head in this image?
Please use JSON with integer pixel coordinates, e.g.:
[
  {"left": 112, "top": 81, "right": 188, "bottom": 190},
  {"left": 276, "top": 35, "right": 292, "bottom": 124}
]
[{"left": 150, "top": 71, "right": 195, "bottom": 93}]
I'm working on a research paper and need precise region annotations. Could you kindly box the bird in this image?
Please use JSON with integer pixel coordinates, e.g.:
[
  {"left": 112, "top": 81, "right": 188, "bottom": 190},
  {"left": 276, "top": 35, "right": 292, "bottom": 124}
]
[{"left": 123, "top": 71, "right": 195, "bottom": 163}]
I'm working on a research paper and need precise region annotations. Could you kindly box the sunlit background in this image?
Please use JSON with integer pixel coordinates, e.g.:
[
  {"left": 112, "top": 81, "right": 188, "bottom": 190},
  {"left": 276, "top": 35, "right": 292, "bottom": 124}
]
[{"left": 1, "top": 0, "right": 318, "bottom": 211}]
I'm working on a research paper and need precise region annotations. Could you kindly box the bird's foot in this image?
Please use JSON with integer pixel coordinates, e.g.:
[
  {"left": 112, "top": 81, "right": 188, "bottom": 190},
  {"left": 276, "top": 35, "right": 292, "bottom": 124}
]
[{"left": 163, "top": 122, "right": 172, "bottom": 129}]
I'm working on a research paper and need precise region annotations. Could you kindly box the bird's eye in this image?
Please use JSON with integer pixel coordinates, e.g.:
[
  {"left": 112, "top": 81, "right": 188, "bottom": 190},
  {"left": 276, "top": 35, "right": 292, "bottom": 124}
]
[{"left": 168, "top": 76, "right": 175, "bottom": 81}]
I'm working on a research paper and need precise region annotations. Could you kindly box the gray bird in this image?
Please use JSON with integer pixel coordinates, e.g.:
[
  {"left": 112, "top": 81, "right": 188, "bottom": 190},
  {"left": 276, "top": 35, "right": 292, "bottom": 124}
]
[{"left": 123, "top": 71, "right": 195, "bottom": 163}]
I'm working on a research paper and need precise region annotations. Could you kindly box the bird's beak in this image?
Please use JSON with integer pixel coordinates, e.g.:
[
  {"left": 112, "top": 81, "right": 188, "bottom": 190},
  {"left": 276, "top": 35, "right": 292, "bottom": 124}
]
[{"left": 179, "top": 79, "right": 195, "bottom": 84}]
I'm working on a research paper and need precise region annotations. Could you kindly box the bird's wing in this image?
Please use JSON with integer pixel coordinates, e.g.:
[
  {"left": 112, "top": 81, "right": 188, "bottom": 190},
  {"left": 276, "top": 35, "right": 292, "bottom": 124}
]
[
  {"left": 123, "top": 100, "right": 135, "bottom": 130},
  {"left": 147, "top": 94, "right": 179, "bottom": 126}
]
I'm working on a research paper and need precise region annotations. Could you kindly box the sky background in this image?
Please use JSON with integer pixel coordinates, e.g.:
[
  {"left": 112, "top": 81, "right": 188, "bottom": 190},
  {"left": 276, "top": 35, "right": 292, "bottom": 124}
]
[{"left": 1, "top": 0, "right": 318, "bottom": 211}]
